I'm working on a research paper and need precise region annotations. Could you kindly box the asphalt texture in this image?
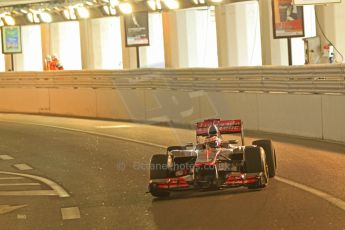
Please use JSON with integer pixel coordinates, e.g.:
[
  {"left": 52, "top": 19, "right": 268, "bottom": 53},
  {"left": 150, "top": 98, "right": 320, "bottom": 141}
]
[{"left": 0, "top": 114, "right": 343, "bottom": 230}]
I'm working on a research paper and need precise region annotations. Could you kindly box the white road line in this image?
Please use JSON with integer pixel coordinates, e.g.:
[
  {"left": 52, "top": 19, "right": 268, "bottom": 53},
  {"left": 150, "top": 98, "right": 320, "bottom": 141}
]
[
  {"left": 0, "top": 205, "right": 27, "bottom": 215},
  {"left": 61, "top": 207, "right": 81, "bottom": 220},
  {"left": 275, "top": 176, "right": 345, "bottom": 212},
  {"left": 0, "top": 183, "right": 40, "bottom": 186},
  {"left": 13, "top": 164, "right": 33, "bottom": 171},
  {"left": 0, "top": 120, "right": 167, "bottom": 149},
  {"left": 0, "top": 155, "right": 14, "bottom": 160},
  {"left": 0, "top": 171, "right": 70, "bottom": 198},
  {"left": 0, "top": 177, "right": 24, "bottom": 180},
  {"left": 95, "top": 125, "right": 132, "bottom": 129},
  {"left": 17, "top": 214, "right": 27, "bottom": 220},
  {"left": 1, "top": 119, "right": 345, "bottom": 212},
  {"left": 0, "top": 190, "right": 58, "bottom": 196}
]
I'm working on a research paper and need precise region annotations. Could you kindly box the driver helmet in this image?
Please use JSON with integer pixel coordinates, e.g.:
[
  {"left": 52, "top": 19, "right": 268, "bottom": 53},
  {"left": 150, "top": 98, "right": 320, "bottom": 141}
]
[
  {"left": 208, "top": 124, "right": 219, "bottom": 137},
  {"left": 206, "top": 125, "right": 221, "bottom": 148}
]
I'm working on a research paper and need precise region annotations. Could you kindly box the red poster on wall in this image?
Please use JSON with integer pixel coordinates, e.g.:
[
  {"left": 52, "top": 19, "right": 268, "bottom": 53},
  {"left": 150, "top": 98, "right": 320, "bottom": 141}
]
[{"left": 272, "top": 0, "right": 305, "bottom": 39}]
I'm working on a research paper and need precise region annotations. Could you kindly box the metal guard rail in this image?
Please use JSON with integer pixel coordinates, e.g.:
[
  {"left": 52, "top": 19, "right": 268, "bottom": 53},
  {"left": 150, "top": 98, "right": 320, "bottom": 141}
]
[{"left": 0, "top": 64, "right": 345, "bottom": 94}]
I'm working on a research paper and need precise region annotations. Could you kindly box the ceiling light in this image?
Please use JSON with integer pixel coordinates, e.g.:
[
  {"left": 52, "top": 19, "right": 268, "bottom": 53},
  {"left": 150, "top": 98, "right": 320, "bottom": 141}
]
[
  {"left": 109, "top": 0, "right": 119, "bottom": 7},
  {"left": 63, "top": 9, "right": 70, "bottom": 20},
  {"left": 3, "top": 15, "right": 15, "bottom": 25},
  {"left": 147, "top": 0, "right": 156, "bottom": 10},
  {"left": 27, "top": 13, "right": 39, "bottom": 23},
  {"left": 109, "top": 6, "right": 116, "bottom": 15},
  {"left": 27, "top": 13, "right": 34, "bottom": 22},
  {"left": 119, "top": 2, "right": 132, "bottom": 14},
  {"left": 39, "top": 12, "right": 52, "bottom": 23},
  {"left": 102, "top": 5, "right": 110, "bottom": 15},
  {"left": 164, "top": 0, "right": 179, "bottom": 9},
  {"left": 102, "top": 5, "right": 116, "bottom": 15},
  {"left": 156, "top": 0, "right": 162, "bottom": 9},
  {"left": 63, "top": 8, "right": 77, "bottom": 20},
  {"left": 69, "top": 8, "right": 77, "bottom": 20},
  {"left": 20, "top": 9, "right": 28, "bottom": 14},
  {"left": 76, "top": 6, "right": 90, "bottom": 18}
]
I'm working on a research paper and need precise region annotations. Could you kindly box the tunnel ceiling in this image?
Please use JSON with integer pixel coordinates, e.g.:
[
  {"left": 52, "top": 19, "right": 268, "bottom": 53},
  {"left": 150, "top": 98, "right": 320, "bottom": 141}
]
[{"left": 0, "top": 0, "right": 53, "bottom": 7}]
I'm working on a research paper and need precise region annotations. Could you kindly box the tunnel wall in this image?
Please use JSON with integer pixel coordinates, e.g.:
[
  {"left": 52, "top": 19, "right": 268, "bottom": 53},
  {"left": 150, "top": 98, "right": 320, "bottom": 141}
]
[{"left": 0, "top": 87, "right": 345, "bottom": 143}]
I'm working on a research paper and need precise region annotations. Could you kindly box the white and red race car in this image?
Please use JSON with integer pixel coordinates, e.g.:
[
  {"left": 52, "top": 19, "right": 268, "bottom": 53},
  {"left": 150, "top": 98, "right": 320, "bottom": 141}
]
[{"left": 148, "top": 118, "right": 277, "bottom": 198}]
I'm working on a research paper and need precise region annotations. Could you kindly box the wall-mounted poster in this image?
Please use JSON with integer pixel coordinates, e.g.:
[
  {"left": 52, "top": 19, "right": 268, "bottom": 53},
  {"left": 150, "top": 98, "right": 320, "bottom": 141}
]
[
  {"left": 1, "top": 26, "right": 22, "bottom": 54},
  {"left": 294, "top": 0, "right": 341, "bottom": 5},
  {"left": 124, "top": 12, "right": 149, "bottom": 47},
  {"left": 272, "top": 0, "right": 305, "bottom": 39}
]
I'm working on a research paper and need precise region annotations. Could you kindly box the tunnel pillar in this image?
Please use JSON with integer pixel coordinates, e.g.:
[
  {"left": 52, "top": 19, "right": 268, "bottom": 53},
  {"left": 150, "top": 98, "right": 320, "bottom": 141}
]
[
  {"left": 79, "top": 20, "right": 95, "bottom": 70},
  {"left": 41, "top": 24, "right": 52, "bottom": 70},
  {"left": 162, "top": 11, "right": 180, "bottom": 68},
  {"left": 4, "top": 55, "right": 12, "bottom": 72},
  {"left": 215, "top": 1, "right": 262, "bottom": 67},
  {"left": 258, "top": 0, "right": 289, "bottom": 65}
]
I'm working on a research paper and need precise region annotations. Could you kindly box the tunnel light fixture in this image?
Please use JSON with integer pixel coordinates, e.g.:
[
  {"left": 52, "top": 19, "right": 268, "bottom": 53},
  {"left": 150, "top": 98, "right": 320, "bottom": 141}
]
[
  {"left": 27, "top": 12, "right": 40, "bottom": 23},
  {"left": 3, "top": 15, "right": 15, "bottom": 25},
  {"left": 210, "top": 0, "right": 223, "bottom": 2},
  {"left": 119, "top": 2, "right": 132, "bottom": 14},
  {"left": 20, "top": 9, "right": 29, "bottom": 14},
  {"left": 63, "top": 7, "right": 77, "bottom": 20},
  {"left": 85, "top": 1, "right": 94, "bottom": 6},
  {"left": 147, "top": 0, "right": 162, "bottom": 10},
  {"left": 109, "top": 0, "right": 119, "bottom": 7},
  {"left": 63, "top": 9, "right": 70, "bottom": 20},
  {"left": 192, "top": 0, "right": 205, "bottom": 4},
  {"left": 163, "top": 0, "right": 179, "bottom": 9},
  {"left": 102, "top": 5, "right": 117, "bottom": 15},
  {"left": 102, "top": 5, "right": 110, "bottom": 14},
  {"left": 76, "top": 6, "right": 90, "bottom": 19},
  {"left": 39, "top": 12, "right": 52, "bottom": 23},
  {"left": 147, "top": 0, "right": 156, "bottom": 10},
  {"left": 156, "top": 0, "right": 162, "bottom": 9},
  {"left": 26, "top": 12, "right": 34, "bottom": 22}
]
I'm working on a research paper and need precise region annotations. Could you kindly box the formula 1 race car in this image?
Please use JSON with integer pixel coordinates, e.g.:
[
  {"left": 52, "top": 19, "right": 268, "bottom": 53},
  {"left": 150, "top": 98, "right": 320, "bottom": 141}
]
[{"left": 148, "top": 118, "right": 277, "bottom": 198}]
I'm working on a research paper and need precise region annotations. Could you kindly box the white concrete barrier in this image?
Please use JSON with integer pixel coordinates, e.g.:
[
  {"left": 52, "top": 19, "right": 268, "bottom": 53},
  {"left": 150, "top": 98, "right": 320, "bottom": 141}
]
[{"left": 0, "top": 65, "right": 344, "bottom": 143}]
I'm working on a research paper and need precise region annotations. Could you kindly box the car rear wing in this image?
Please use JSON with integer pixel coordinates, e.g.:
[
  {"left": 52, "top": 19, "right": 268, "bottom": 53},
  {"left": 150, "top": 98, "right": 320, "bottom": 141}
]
[{"left": 196, "top": 119, "right": 245, "bottom": 145}]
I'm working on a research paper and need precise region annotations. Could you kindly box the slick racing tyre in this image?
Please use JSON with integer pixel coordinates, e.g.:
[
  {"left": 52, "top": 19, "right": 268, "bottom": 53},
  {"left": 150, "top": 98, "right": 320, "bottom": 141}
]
[
  {"left": 252, "top": 139, "right": 276, "bottom": 178},
  {"left": 149, "top": 154, "right": 170, "bottom": 198},
  {"left": 244, "top": 146, "right": 268, "bottom": 189}
]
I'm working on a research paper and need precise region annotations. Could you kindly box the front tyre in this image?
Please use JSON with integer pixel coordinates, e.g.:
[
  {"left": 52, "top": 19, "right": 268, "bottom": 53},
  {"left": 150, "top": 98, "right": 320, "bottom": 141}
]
[
  {"left": 244, "top": 146, "right": 268, "bottom": 189},
  {"left": 252, "top": 140, "right": 276, "bottom": 178},
  {"left": 149, "top": 154, "right": 170, "bottom": 198}
]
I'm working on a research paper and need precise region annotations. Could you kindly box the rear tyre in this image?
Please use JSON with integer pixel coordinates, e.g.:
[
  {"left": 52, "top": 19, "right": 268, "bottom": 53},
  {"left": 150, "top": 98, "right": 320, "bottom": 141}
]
[
  {"left": 149, "top": 154, "right": 170, "bottom": 198},
  {"left": 244, "top": 146, "right": 268, "bottom": 189},
  {"left": 252, "top": 139, "right": 276, "bottom": 178}
]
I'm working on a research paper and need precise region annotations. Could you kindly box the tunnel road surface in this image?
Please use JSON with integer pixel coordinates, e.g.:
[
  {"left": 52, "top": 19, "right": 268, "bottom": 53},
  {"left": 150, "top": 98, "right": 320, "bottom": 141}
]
[{"left": 0, "top": 114, "right": 344, "bottom": 230}]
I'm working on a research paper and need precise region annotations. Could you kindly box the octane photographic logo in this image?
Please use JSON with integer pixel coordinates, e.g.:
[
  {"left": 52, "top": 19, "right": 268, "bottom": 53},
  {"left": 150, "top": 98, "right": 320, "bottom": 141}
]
[
  {"left": 115, "top": 161, "right": 170, "bottom": 172},
  {"left": 115, "top": 161, "right": 215, "bottom": 172}
]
